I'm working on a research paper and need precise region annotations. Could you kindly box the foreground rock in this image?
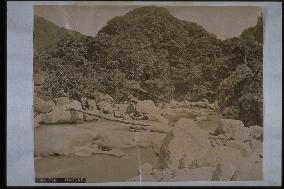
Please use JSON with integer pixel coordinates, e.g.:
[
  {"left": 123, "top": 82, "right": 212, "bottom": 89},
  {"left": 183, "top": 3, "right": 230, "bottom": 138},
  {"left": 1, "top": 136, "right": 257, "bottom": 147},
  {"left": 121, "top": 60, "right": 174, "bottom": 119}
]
[
  {"left": 199, "top": 145, "right": 242, "bottom": 180},
  {"left": 39, "top": 100, "right": 84, "bottom": 124},
  {"left": 159, "top": 118, "right": 210, "bottom": 170}
]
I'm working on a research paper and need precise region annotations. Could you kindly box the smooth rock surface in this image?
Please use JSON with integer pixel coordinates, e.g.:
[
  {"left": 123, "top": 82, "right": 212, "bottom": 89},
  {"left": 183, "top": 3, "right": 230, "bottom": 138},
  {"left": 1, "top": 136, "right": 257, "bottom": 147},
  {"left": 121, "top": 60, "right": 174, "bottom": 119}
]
[{"left": 159, "top": 118, "right": 210, "bottom": 170}]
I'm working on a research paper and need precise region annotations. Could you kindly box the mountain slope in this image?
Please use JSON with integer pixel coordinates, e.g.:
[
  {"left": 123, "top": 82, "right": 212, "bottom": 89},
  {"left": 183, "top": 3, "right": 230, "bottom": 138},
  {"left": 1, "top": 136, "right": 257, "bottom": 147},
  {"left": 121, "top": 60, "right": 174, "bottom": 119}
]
[
  {"left": 34, "top": 6, "right": 263, "bottom": 126},
  {"left": 34, "top": 16, "right": 85, "bottom": 52},
  {"left": 88, "top": 6, "right": 223, "bottom": 101}
]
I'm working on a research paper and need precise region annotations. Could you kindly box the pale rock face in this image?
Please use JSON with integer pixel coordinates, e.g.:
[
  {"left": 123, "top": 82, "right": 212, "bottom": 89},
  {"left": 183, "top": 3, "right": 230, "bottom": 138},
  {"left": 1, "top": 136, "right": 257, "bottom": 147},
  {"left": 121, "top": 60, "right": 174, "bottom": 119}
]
[
  {"left": 136, "top": 100, "right": 157, "bottom": 113},
  {"left": 34, "top": 98, "right": 55, "bottom": 113},
  {"left": 39, "top": 99, "right": 84, "bottom": 124},
  {"left": 136, "top": 100, "right": 168, "bottom": 124},
  {"left": 226, "top": 140, "right": 252, "bottom": 157},
  {"left": 68, "top": 100, "right": 83, "bottom": 110},
  {"left": 96, "top": 93, "right": 114, "bottom": 103},
  {"left": 54, "top": 97, "right": 70, "bottom": 107},
  {"left": 68, "top": 100, "right": 84, "bottom": 121},
  {"left": 248, "top": 125, "right": 263, "bottom": 141},
  {"left": 40, "top": 107, "right": 72, "bottom": 124},
  {"left": 87, "top": 99, "right": 97, "bottom": 110},
  {"left": 216, "top": 119, "right": 250, "bottom": 142},
  {"left": 97, "top": 101, "right": 114, "bottom": 114},
  {"left": 159, "top": 118, "right": 210, "bottom": 170},
  {"left": 202, "top": 145, "right": 244, "bottom": 168},
  {"left": 201, "top": 146, "right": 244, "bottom": 181},
  {"left": 231, "top": 152, "right": 263, "bottom": 181}
]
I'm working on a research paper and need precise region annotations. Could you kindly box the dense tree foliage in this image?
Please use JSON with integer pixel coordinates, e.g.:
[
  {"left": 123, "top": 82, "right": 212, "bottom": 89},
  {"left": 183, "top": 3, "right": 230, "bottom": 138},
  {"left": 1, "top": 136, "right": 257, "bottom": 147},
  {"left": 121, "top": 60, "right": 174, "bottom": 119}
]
[{"left": 34, "top": 6, "right": 263, "bottom": 126}]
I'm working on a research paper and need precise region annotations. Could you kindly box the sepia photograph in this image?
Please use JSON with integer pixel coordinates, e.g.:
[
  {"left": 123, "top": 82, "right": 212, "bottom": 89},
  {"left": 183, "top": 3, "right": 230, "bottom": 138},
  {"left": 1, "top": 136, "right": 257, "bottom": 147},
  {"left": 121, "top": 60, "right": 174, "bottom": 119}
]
[{"left": 33, "top": 5, "right": 263, "bottom": 182}]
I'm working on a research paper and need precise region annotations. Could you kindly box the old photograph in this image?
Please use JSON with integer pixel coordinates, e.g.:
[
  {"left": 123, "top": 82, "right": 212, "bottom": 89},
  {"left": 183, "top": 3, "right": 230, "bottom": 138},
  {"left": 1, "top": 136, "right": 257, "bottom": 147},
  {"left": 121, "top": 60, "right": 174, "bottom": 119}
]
[{"left": 33, "top": 5, "right": 263, "bottom": 182}]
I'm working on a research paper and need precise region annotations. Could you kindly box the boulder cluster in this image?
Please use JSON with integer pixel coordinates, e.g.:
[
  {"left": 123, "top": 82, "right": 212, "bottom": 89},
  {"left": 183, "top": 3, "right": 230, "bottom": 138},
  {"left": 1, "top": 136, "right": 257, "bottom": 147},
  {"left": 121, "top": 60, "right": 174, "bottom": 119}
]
[
  {"left": 34, "top": 92, "right": 262, "bottom": 181},
  {"left": 34, "top": 91, "right": 170, "bottom": 128},
  {"left": 129, "top": 118, "right": 263, "bottom": 181}
]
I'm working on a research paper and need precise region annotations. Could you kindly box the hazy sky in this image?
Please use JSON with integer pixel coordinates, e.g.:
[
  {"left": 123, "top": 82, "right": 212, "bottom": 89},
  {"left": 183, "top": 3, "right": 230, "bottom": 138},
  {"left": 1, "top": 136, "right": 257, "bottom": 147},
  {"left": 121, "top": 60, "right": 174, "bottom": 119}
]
[{"left": 34, "top": 5, "right": 262, "bottom": 40}]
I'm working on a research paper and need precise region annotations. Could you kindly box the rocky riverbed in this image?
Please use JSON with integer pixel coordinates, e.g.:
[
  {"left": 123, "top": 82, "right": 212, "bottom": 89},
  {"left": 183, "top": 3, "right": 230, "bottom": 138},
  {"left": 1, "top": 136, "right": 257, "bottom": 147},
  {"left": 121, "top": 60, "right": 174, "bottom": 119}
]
[{"left": 34, "top": 94, "right": 263, "bottom": 182}]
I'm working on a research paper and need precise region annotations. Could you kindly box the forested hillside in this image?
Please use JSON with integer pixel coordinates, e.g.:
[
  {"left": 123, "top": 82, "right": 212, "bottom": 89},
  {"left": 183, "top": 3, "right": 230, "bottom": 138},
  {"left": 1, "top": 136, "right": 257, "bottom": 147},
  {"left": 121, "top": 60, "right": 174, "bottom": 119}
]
[{"left": 34, "top": 6, "right": 263, "bottom": 126}]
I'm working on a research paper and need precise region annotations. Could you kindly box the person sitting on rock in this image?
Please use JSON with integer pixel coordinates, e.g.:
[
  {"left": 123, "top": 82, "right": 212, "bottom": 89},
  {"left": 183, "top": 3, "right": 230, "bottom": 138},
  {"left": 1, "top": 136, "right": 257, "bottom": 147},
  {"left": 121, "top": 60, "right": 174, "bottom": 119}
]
[{"left": 126, "top": 96, "right": 148, "bottom": 120}]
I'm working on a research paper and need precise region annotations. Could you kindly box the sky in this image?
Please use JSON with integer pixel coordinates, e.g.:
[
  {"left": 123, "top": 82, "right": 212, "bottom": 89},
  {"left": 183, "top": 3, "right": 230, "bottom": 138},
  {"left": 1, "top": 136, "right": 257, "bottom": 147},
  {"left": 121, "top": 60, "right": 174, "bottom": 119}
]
[{"left": 34, "top": 5, "right": 262, "bottom": 40}]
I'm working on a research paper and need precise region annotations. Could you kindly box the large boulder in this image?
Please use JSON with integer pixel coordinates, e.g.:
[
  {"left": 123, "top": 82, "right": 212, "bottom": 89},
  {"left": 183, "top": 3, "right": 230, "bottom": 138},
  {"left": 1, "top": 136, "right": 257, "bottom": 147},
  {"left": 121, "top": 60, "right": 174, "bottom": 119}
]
[
  {"left": 40, "top": 100, "right": 84, "bottom": 124},
  {"left": 34, "top": 98, "right": 55, "bottom": 113},
  {"left": 248, "top": 125, "right": 263, "bottom": 141},
  {"left": 87, "top": 99, "right": 97, "bottom": 110},
  {"left": 96, "top": 92, "right": 114, "bottom": 103},
  {"left": 97, "top": 101, "right": 114, "bottom": 114},
  {"left": 54, "top": 97, "right": 70, "bottom": 107},
  {"left": 231, "top": 152, "right": 263, "bottom": 181},
  {"left": 68, "top": 100, "right": 84, "bottom": 121},
  {"left": 200, "top": 146, "right": 244, "bottom": 181},
  {"left": 214, "top": 119, "right": 250, "bottom": 142},
  {"left": 136, "top": 100, "right": 157, "bottom": 113},
  {"left": 40, "top": 108, "right": 72, "bottom": 124},
  {"left": 226, "top": 140, "right": 252, "bottom": 157},
  {"left": 159, "top": 118, "right": 210, "bottom": 170},
  {"left": 136, "top": 100, "right": 168, "bottom": 124}
]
